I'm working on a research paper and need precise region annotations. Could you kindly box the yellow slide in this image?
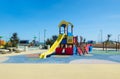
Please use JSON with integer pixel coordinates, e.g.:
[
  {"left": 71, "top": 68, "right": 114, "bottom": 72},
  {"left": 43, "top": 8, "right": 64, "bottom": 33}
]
[{"left": 39, "top": 34, "right": 65, "bottom": 59}]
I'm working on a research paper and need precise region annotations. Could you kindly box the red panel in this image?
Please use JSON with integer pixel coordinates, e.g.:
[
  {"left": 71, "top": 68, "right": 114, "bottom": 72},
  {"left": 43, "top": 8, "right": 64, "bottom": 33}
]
[
  {"left": 77, "top": 47, "right": 83, "bottom": 55},
  {"left": 73, "top": 37, "right": 78, "bottom": 44},
  {"left": 85, "top": 44, "right": 91, "bottom": 53},
  {"left": 65, "top": 47, "right": 73, "bottom": 55},
  {"left": 55, "top": 47, "right": 63, "bottom": 55}
]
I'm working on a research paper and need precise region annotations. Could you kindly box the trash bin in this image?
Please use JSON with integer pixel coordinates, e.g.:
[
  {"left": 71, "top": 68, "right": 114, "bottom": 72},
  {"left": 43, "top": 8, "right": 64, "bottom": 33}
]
[
  {"left": 89, "top": 46, "right": 93, "bottom": 52},
  {"left": 39, "top": 45, "right": 42, "bottom": 49},
  {"left": 48, "top": 45, "right": 50, "bottom": 49},
  {"left": 24, "top": 46, "right": 28, "bottom": 51}
]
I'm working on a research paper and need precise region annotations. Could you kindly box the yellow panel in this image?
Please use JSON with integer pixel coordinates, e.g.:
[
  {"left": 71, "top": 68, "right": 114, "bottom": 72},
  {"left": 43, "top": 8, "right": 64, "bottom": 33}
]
[{"left": 67, "top": 36, "right": 73, "bottom": 44}]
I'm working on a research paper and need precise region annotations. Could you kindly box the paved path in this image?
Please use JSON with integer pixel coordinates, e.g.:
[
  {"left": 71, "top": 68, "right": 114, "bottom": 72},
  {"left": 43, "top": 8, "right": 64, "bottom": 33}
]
[
  {"left": 0, "top": 64, "right": 120, "bottom": 79},
  {"left": 0, "top": 49, "right": 47, "bottom": 57},
  {"left": 70, "top": 59, "right": 119, "bottom": 64}
]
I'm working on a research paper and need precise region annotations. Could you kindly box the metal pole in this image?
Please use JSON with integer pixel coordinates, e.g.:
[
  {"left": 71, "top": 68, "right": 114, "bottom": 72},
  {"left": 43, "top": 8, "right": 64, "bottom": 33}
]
[
  {"left": 39, "top": 32, "right": 40, "bottom": 43},
  {"left": 118, "top": 34, "right": 120, "bottom": 43},
  {"left": 100, "top": 30, "right": 103, "bottom": 43},
  {"left": 103, "top": 42, "right": 104, "bottom": 51},
  {"left": 118, "top": 34, "right": 120, "bottom": 51},
  {"left": 44, "top": 29, "right": 46, "bottom": 46}
]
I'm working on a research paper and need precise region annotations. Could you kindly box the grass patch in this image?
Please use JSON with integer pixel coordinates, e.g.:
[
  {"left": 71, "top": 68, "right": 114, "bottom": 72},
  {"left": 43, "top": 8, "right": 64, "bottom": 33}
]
[{"left": 92, "top": 50, "right": 120, "bottom": 55}]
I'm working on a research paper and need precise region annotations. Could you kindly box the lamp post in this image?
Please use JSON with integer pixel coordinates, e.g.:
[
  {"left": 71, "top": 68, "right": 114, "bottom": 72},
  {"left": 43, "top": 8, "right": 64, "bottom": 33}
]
[
  {"left": 118, "top": 34, "right": 120, "bottom": 43},
  {"left": 39, "top": 32, "right": 40, "bottom": 43},
  {"left": 44, "top": 29, "right": 46, "bottom": 46},
  {"left": 118, "top": 34, "right": 120, "bottom": 51}
]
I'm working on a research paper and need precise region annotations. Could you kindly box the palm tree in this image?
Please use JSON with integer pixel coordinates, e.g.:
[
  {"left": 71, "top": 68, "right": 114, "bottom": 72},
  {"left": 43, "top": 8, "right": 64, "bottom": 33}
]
[
  {"left": 10, "top": 33, "right": 19, "bottom": 47},
  {"left": 105, "top": 34, "right": 112, "bottom": 52},
  {"left": 107, "top": 34, "right": 112, "bottom": 42}
]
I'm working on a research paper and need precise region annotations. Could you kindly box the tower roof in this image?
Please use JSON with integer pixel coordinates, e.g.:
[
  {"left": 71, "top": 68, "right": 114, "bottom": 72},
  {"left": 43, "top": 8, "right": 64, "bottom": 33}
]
[{"left": 58, "top": 20, "right": 74, "bottom": 28}]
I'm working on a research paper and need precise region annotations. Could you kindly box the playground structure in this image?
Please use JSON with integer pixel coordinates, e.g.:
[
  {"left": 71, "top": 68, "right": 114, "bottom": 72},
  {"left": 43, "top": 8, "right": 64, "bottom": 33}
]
[{"left": 39, "top": 20, "right": 92, "bottom": 59}]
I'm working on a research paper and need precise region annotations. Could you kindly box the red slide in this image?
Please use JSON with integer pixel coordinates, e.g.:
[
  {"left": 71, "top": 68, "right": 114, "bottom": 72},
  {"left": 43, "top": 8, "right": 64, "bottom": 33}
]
[
  {"left": 77, "top": 47, "right": 83, "bottom": 55},
  {"left": 85, "top": 44, "right": 91, "bottom": 54}
]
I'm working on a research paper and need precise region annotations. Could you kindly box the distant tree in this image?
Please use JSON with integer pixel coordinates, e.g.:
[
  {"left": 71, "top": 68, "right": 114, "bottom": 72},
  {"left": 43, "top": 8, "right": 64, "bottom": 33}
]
[
  {"left": 83, "top": 38, "right": 86, "bottom": 43},
  {"left": 0, "top": 36, "right": 2, "bottom": 39},
  {"left": 10, "top": 33, "right": 19, "bottom": 47},
  {"left": 45, "top": 35, "right": 58, "bottom": 46},
  {"left": 46, "top": 38, "right": 52, "bottom": 46},
  {"left": 52, "top": 35, "right": 58, "bottom": 42},
  {"left": 4, "top": 42, "right": 12, "bottom": 49}
]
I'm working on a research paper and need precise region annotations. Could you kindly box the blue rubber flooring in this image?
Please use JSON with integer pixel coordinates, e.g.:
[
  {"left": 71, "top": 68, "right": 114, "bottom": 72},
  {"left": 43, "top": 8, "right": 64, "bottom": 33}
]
[{"left": 2, "top": 51, "right": 120, "bottom": 63}]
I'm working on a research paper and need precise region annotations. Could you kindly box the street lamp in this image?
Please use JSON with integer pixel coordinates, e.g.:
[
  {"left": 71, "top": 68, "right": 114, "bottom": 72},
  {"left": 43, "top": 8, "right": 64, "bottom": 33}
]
[
  {"left": 118, "top": 34, "right": 120, "bottom": 43},
  {"left": 117, "top": 34, "right": 120, "bottom": 51},
  {"left": 44, "top": 29, "right": 46, "bottom": 46},
  {"left": 38, "top": 32, "right": 40, "bottom": 43}
]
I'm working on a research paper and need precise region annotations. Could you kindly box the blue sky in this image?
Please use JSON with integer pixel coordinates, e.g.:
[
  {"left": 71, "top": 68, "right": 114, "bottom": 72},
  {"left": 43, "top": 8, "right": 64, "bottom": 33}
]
[{"left": 0, "top": 0, "right": 120, "bottom": 42}]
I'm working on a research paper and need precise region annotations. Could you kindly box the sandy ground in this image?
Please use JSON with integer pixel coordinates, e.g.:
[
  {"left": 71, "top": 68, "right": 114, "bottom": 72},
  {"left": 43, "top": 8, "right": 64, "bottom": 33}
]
[{"left": 0, "top": 64, "right": 120, "bottom": 79}]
